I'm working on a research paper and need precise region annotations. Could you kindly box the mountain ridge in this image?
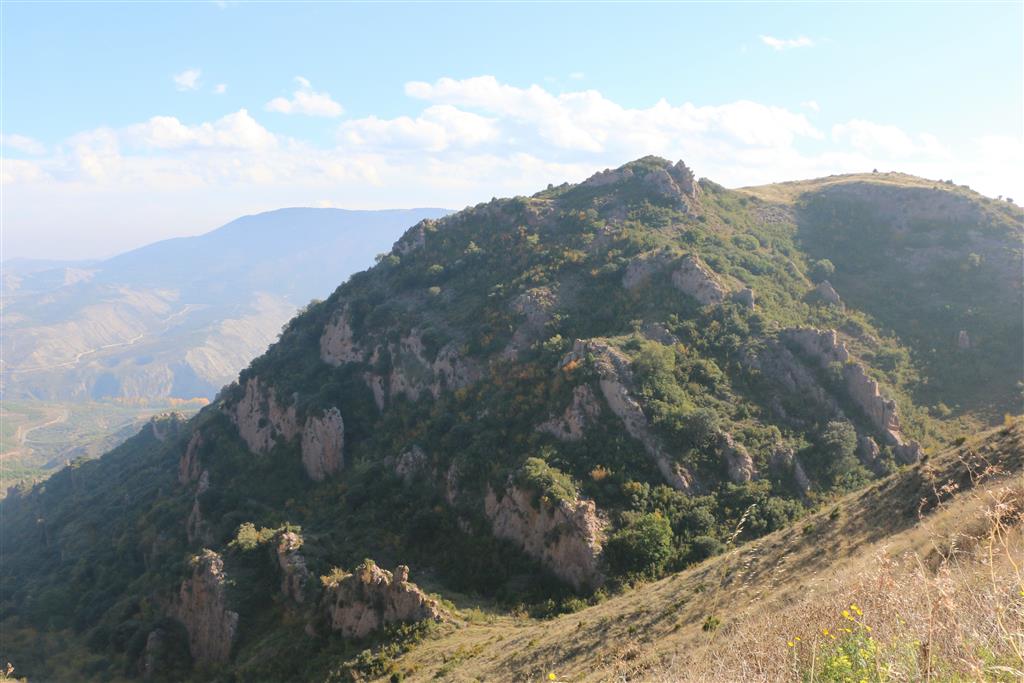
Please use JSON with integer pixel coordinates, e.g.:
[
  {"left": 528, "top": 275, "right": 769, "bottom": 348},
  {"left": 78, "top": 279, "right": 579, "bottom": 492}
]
[{"left": 1, "top": 157, "right": 1020, "bottom": 681}]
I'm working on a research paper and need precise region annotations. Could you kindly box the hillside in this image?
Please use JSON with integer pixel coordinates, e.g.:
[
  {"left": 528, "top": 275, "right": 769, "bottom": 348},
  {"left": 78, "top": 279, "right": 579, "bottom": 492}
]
[{"left": 0, "top": 157, "right": 1020, "bottom": 681}]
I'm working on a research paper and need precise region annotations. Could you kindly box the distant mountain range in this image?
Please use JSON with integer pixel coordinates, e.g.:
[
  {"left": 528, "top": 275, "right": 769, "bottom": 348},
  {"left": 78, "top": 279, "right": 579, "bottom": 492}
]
[{"left": 1, "top": 207, "right": 450, "bottom": 401}]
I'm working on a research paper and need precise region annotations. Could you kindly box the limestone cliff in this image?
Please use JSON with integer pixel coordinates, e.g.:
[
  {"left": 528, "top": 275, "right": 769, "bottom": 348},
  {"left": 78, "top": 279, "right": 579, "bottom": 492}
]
[
  {"left": 563, "top": 339, "right": 695, "bottom": 491},
  {"left": 782, "top": 328, "right": 922, "bottom": 463},
  {"left": 230, "top": 377, "right": 300, "bottom": 455},
  {"left": 300, "top": 408, "right": 344, "bottom": 482},
  {"left": 320, "top": 306, "right": 363, "bottom": 367},
  {"left": 171, "top": 550, "right": 239, "bottom": 666},
  {"left": 484, "top": 483, "right": 605, "bottom": 591},
  {"left": 537, "top": 384, "right": 602, "bottom": 441},
  {"left": 275, "top": 531, "right": 311, "bottom": 604},
  {"left": 671, "top": 254, "right": 727, "bottom": 305},
  {"left": 322, "top": 561, "right": 444, "bottom": 639}
]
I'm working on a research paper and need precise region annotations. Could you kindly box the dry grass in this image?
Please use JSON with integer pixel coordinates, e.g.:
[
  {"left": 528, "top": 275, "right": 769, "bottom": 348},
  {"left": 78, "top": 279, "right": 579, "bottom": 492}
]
[
  {"left": 383, "top": 422, "right": 1023, "bottom": 682},
  {"left": 735, "top": 171, "right": 981, "bottom": 205},
  {"left": 653, "top": 464, "right": 1024, "bottom": 682}
]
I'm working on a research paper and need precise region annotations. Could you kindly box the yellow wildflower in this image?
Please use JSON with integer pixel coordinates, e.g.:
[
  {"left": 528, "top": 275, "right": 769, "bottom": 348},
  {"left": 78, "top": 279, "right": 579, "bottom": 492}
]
[{"left": 548, "top": 675, "right": 557, "bottom": 681}]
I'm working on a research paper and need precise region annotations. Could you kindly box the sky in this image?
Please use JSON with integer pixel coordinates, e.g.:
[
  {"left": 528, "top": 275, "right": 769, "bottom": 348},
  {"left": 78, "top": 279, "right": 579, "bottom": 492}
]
[{"left": 2, "top": 1, "right": 1022, "bottom": 261}]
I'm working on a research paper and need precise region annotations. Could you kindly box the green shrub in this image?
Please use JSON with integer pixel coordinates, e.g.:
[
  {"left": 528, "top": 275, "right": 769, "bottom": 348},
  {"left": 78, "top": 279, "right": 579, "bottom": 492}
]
[{"left": 604, "top": 512, "right": 674, "bottom": 577}]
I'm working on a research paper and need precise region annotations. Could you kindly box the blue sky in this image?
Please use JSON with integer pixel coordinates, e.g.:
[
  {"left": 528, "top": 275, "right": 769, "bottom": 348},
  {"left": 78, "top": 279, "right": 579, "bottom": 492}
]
[{"left": 2, "top": 1, "right": 1021, "bottom": 259}]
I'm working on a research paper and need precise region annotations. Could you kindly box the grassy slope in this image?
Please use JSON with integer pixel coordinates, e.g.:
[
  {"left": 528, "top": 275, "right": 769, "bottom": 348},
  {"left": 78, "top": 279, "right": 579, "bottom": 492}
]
[{"left": 385, "top": 420, "right": 1023, "bottom": 681}]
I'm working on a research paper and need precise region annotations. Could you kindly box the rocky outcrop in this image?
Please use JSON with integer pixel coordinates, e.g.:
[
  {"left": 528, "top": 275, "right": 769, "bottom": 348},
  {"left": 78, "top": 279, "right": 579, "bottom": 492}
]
[
  {"left": 300, "top": 408, "right": 344, "bottom": 481},
  {"left": 485, "top": 483, "right": 605, "bottom": 591},
  {"left": 814, "top": 280, "right": 843, "bottom": 307},
  {"left": 858, "top": 435, "right": 881, "bottom": 468},
  {"left": 186, "top": 499, "right": 209, "bottom": 545},
  {"left": 622, "top": 249, "right": 675, "bottom": 290},
  {"left": 782, "top": 328, "right": 922, "bottom": 463},
  {"left": 322, "top": 561, "right": 444, "bottom": 639},
  {"left": 717, "top": 432, "right": 755, "bottom": 483},
  {"left": 171, "top": 550, "right": 238, "bottom": 666},
  {"left": 387, "top": 445, "right": 427, "bottom": 484},
  {"left": 276, "top": 531, "right": 310, "bottom": 604},
  {"left": 672, "top": 255, "right": 726, "bottom": 305},
  {"left": 391, "top": 219, "right": 434, "bottom": 256},
  {"left": 581, "top": 159, "right": 699, "bottom": 207},
  {"left": 230, "top": 377, "right": 299, "bottom": 455},
  {"left": 320, "top": 307, "right": 363, "bottom": 367},
  {"left": 770, "top": 445, "right": 811, "bottom": 495},
  {"left": 365, "top": 331, "right": 483, "bottom": 407},
  {"left": 148, "top": 413, "right": 184, "bottom": 442},
  {"left": 431, "top": 341, "right": 482, "bottom": 395},
  {"left": 178, "top": 432, "right": 203, "bottom": 485},
  {"left": 957, "top": 329, "right": 971, "bottom": 350},
  {"left": 138, "top": 629, "right": 165, "bottom": 680},
  {"left": 537, "top": 384, "right": 602, "bottom": 441},
  {"left": 504, "top": 287, "right": 558, "bottom": 358},
  {"left": 734, "top": 287, "right": 756, "bottom": 309},
  {"left": 562, "top": 340, "right": 695, "bottom": 491}
]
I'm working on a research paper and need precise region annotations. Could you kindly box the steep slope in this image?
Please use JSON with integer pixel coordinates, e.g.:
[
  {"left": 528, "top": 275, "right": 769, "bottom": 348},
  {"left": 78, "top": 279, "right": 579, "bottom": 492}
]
[
  {"left": 1, "top": 207, "right": 450, "bottom": 402},
  {"left": 385, "top": 420, "right": 1024, "bottom": 681},
  {"left": 0, "top": 158, "right": 1019, "bottom": 681}
]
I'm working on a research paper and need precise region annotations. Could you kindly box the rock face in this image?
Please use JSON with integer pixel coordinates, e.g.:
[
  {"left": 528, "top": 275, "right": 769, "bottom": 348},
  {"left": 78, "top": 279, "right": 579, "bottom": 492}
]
[
  {"left": 717, "top": 432, "right": 755, "bottom": 483},
  {"left": 300, "top": 408, "right": 344, "bottom": 482},
  {"left": 782, "top": 328, "right": 922, "bottom": 463},
  {"left": 622, "top": 249, "right": 675, "bottom": 290},
  {"left": 388, "top": 445, "right": 427, "bottom": 484},
  {"left": 957, "top": 329, "right": 971, "bottom": 350},
  {"left": 563, "top": 339, "right": 695, "bottom": 491},
  {"left": 582, "top": 159, "right": 699, "bottom": 207},
  {"left": 504, "top": 287, "right": 559, "bottom": 358},
  {"left": 320, "top": 307, "right": 363, "bottom": 366},
  {"left": 537, "top": 384, "right": 602, "bottom": 441},
  {"left": 770, "top": 445, "right": 811, "bottom": 494},
  {"left": 275, "top": 531, "right": 310, "bottom": 604},
  {"left": 814, "top": 280, "right": 843, "bottom": 307},
  {"left": 485, "top": 483, "right": 605, "bottom": 591},
  {"left": 171, "top": 550, "right": 238, "bottom": 666},
  {"left": 323, "top": 561, "right": 444, "bottom": 639},
  {"left": 361, "top": 331, "right": 482, "bottom": 409},
  {"left": 734, "top": 287, "right": 756, "bottom": 309},
  {"left": 230, "top": 377, "right": 299, "bottom": 455},
  {"left": 391, "top": 219, "right": 434, "bottom": 256},
  {"left": 178, "top": 432, "right": 203, "bottom": 485},
  {"left": 671, "top": 255, "right": 727, "bottom": 305}
]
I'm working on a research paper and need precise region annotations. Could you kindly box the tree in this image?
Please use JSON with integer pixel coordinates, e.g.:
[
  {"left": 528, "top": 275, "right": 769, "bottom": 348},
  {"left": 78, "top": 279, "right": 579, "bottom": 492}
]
[
  {"left": 810, "top": 258, "right": 836, "bottom": 283},
  {"left": 604, "top": 512, "right": 674, "bottom": 577},
  {"left": 819, "top": 420, "right": 859, "bottom": 484}
]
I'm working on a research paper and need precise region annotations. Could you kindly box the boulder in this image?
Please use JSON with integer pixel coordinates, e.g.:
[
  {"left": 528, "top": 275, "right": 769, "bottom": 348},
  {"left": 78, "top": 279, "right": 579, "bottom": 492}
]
[
  {"left": 814, "top": 280, "right": 843, "bottom": 308},
  {"left": 717, "top": 432, "right": 755, "bottom": 483}
]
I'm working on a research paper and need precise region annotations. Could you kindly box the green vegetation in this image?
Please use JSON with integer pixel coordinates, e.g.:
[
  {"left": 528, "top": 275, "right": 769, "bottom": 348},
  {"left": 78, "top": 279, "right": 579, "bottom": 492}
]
[{"left": 1, "top": 158, "right": 1019, "bottom": 681}]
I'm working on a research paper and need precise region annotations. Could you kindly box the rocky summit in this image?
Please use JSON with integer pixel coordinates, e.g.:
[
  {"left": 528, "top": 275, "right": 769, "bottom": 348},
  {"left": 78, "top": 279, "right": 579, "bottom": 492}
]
[{"left": 1, "top": 157, "right": 1021, "bottom": 681}]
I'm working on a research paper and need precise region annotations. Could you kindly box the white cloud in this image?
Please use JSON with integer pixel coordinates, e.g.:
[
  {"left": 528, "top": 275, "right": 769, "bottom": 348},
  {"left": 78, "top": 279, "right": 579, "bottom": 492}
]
[
  {"left": 832, "top": 119, "right": 949, "bottom": 159},
  {"left": 569, "top": 72, "right": 585, "bottom": 80},
  {"left": 125, "top": 109, "right": 277, "bottom": 151},
  {"left": 801, "top": 100, "right": 820, "bottom": 112},
  {"left": 265, "top": 77, "right": 344, "bottom": 117},
  {"left": 0, "top": 133, "right": 46, "bottom": 155},
  {"left": 173, "top": 68, "right": 202, "bottom": 91},
  {"left": 5, "top": 76, "right": 1020, "bottom": 259},
  {"left": 341, "top": 105, "right": 498, "bottom": 152},
  {"left": 760, "top": 35, "right": 814, "bottom": 51},
  {"left": 214, "top": 83, "right": 227, "bottom": 95}
]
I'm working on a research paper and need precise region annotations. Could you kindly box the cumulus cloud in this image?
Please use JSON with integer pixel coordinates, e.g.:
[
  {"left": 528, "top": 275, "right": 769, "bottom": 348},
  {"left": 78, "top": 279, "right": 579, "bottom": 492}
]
[
  {"left": 0, "top": 133, "right": 46, "bottom": 155},
  {"left": 265, "top": 77, "right": 344, "bottom": 117},
  {"left": 125, "top": 109, "right": 277, "bottom": 150},
  {"left": 5, "top": 75, "right": 1020, "bottom": 259},
  {"left": 801, "top": 100, "right": 820, "bottom": 112},
  {"left": 173, "top": 68, "right": 202, "bottom": 91},
  {"left": 832, "top": 119, "right": 949, "bottom": 159},
  {"left": 760, "top": 35, "right": 814, "bottom": 51}
]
